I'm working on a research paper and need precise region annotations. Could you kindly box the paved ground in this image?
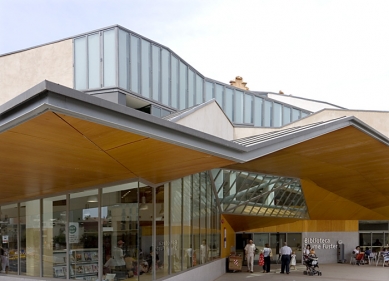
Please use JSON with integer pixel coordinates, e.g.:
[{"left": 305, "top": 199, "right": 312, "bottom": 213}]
[{"left": 215, "top": 263, "right": 389, "bottom": 281}]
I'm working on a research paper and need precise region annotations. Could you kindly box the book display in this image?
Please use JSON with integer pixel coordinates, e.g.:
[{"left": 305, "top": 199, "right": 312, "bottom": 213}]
[{"left": 53, "top": 248, "right": 98, "bottom": 279}]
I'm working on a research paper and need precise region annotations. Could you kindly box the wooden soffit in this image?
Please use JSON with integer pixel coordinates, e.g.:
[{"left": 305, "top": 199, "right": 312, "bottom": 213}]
[
  {"left": 0, "top": 111, "right": 234, "bottom": 204},
  {"left": 226, "top": 126, "right": 389, "bottom": 219}
]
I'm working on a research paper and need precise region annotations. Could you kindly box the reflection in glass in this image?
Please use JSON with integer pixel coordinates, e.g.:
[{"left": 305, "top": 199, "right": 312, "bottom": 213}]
[
  {"left": 183, "top": 176, "right": 193, "bottom": 270},
  {"left": 283, "top": 106, "right": 291, "bottom": 125},
  {"left": 171, "top": 56, "right": 179, "bottom": 108},
  {"left": 205, "top": 81, "right": 213, "bottom": 103},
  {"left": 292, "top": 109, "right": 300, "bottom": 122},
  {"left": 130, "top": 35, "right": 139, "bottom": 93},
  {"left": 235, "top": 90, "right": 243, "bottom": 123},
  {"left": 254, "top": 96, "right": 263, "bottom": 126},
  {"left": 215, "top": 84, "right": 224, "bottom": 108},
  {"left": 244, "top": 93, "right": 253, "bottom": 124},
  {"left": 171, "top": 180, "right": 182, "bottom": 273},
  {"left": 118, "top": 30, "right": 130, "bottom": 90},
  {"left": 43, "top": 195, "right": 67, "bottom": 278},
  {"left": 273, "top": 103, "right": 282, "bottom": 127},
  {"left": 88, "top": 34, "right": 100, "bottom": 89},
  {"left": 102, "top": 183, "right": 138, "bottom": 280},
  {"left": 74, "top": 37, "right": 87, "bottom": 90},
  {"left": 69, "top": 190, "right": 99, "bottom": 280},
  {"left": 195, "top": 74, "right": 203, "bottom": 105},
  {"left": 225, "top": 88, "right": 234, "bottom": 121},
  {"left": 161, "top": 49, "right": 170, "bottom": 105},
  {"left": 0, "top": 204, "right": 18, "bottom": 275},
  {"left": 20, "top": 200, "right": 40, "bottom": 277},
  {"left": 264, "top": 100, "right": 272, "bottom": 127},
  {"left": 179, "top": 61, "right": 187, "bottom": 110},
  {"left": 188, "top": 69, "right": 194, "bottom": 107},
  {"left": 141, "top": 39, "right": 150, "bottom": 98},
  {"left": 103, "top": 29, "right": 116, "bottom": 87},
  {"left": 152, "top": 45, "right": 160, "bottom": 101}
]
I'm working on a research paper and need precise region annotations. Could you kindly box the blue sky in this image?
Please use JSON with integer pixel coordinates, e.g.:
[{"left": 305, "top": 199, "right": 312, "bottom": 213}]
[{"left": 1, "top": 0, "right": 389, "bottom": 110}]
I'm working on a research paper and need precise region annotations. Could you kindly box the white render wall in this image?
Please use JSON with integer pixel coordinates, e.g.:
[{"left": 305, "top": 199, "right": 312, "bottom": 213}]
[
  {"left": 0, "top": 39, "right": 73, "bottom": 105},
  {"left": 176, "top": 102, "right": 234, "bottom": 140}
]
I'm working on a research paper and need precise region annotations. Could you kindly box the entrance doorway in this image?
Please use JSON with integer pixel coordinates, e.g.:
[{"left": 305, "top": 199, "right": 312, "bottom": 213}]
[{"left": 236, "top": 233, "right": 252, "bottom": 266}]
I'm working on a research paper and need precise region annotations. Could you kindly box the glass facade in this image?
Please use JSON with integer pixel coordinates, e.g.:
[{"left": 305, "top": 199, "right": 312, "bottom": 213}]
[
  {"left": 359, "top": 221, "right": 389, "bottom": 253},
  {"left": 0, "top": 168, "right": 309, "bottom": 280},
  {"left": 74, "top": 26, "right": 310, "bottom": 128}
]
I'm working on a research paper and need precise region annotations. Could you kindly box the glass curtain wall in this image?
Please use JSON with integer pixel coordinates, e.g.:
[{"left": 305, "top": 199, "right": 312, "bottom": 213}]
[{"left": 75, "top": 27, "right": 311, "bottom": 128}]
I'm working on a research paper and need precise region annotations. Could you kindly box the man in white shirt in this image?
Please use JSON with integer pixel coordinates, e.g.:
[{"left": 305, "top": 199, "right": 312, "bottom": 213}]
[
  {"left": 280, "top": 242, "right": 292, "bottom": 274},
  {"left": 244, "top": 239, "right": 256, "bottom": 273},
  {"left": 200, "top": 240, "right": 209, "bottom": 264}
]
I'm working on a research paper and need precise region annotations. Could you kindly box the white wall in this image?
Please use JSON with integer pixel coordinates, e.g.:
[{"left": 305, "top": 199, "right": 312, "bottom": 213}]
[
  {"left": 177, "top": 102, "right": 234, "bottom": 140},
  {"left": 0, "top": 39, "right": 73, "bottom": 105}
]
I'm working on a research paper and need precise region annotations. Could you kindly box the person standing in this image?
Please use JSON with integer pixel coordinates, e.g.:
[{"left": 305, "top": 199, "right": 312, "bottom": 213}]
[
  {"left": 244, "top": 239, "right": 256, "bottom": 273},
  {"left": 200, "top": 240, "right": 209, "bottom": 264},
  {"left": 0, "top": 247, "right": 9, "bottom": 274},
  {"left": 304, "top": 244, "right": 311, "bottom": 256},
  {"left": 280, "top": 242, "right": 292, "bottom": 274},
  {"left": 262, "top": 243, "right": 272, "bottom": 273},
  {"left": 185, "top": 244, "right": 193, "bottom": 268},
  {"left": 112, "top": 240, "right": 126, "bottom": 270}
]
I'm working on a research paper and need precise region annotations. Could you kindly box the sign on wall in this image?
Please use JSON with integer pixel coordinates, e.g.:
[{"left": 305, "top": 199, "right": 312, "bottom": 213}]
[{"left": 69, "top": 222, "right": 79, "bottom": 244}]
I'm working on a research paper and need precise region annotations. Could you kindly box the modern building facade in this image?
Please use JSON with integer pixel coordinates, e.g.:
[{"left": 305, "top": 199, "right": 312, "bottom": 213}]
[{"left": 0, "top": 25, "right": 388, "bottom": 281}]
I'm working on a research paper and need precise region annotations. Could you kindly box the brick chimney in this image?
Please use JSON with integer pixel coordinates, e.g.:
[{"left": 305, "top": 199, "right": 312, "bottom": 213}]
[{"left": 229, "top": 76, "right": 249, "bottom": 90}]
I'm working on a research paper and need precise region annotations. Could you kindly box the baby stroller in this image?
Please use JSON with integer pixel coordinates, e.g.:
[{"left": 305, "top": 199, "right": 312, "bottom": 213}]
[
  {"left": 355, "top": 253, "right": 365, "bottom": 265},
  {"left": 303, "top": 254, "right": 322, "bottom": 276}
]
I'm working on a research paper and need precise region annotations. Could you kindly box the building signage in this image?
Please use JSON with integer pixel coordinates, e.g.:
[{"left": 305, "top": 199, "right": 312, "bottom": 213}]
[
  {"left": 2, "top": 235, "right": 8, "bottom": 243},
  {"left": 304, "top": 237, "right": 338, "bottom": 250},
  {"left": 69, "top": 222, "right": 79, "bottom": 244}
]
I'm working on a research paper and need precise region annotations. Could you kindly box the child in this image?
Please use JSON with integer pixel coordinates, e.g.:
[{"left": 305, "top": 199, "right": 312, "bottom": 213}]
[{"left": 290, "top": 251, "right": 296, "bottom": 270}]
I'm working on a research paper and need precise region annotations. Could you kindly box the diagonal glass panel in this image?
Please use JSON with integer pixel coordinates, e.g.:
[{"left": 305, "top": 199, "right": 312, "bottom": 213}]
[{"left": 213, "top": 169, "right": 309, "bottom": 219}]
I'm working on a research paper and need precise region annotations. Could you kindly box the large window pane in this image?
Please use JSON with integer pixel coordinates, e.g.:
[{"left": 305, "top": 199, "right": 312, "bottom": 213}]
[
  {"left": 150, "top": 184, "right": 167, "bottom": 279},
  {"left": 171, "top": 180, "right": 182, "bottom": 273},
  {"left": 283, "top": 106, "right": 291, "bottom": 125},
  {"left": 225, "top": 88, "right": 234, "bottom": 121},
  {"left": 192, "top": 175, "right": 200, "bottom": 267},
  {"left": 152, "top": 45, "right": 160, "bottom": 101},
  {"left": 43, "top": 195, "right": 67, "bottom": 279},
  {"left": 292, "top": 108, "right": 300, "bottom": 121},
  {"left": 103, "top": 29, "right": 116, "bottom": 87},
  {"left": 20, "top": 200, "right": 40, "bottom": 277},
  {"left": 118, "top": 30, "right": 129, "bottom": 90},
  {"left": 141, "top": 39, "right": 150, "bottom": 98},
  {"left": 205, "top": 81, "right": 213, "bottom": 102},
  {"left": 244, "top": 93, "right": 253, "bottom": 124},
  {"left": 254, "top": 96, "right": 263, "bottom": 126},
  {"left": 1, "top": 204, "right": 18, "bottom": 275},
  {"left": 188, "top": 69, "right": 194, "bottom": 107},
  {"left": 74, "top": 37, "right": 87, "bottom": 90},
  {"left": 264, "top": 100, "right": 272, "bottom": 127},
  {"left": 130, "top": 35, "right": 139, "bottom": 93},
  {"left": 179, "top": 62, "right": 187, "bottom": 109},
  {"left": 235, "top": 90, "right": 243, "bottom": 123},
  {"left": 102, "top": 183, "right": 138, "bottom": 280},
  {"left": 182, "top": 177, "right": 193, "bottom": 270},
  {"left": 273, "top": 102, "right": 282, "bottom": 127},
  {"left": 195, "top": 74, "right": 203, "bottom": 105},
  {"left": 161, "top": 49, "right": 170, "bottom": 105},
  {"left": 88, "top": 33, "right": 100, "bottom": 89},
  {"left": 69, "top": 190, "right": 99, "bottom": 280},
  {"left": 138, "top": 184, "right": 154, "bottom": 281},
  {"left": 215, "top": 84, "right": 224, "bottom": 108},
  {"left": 171, "top": 56, "right": 178, "bottom": 108}
]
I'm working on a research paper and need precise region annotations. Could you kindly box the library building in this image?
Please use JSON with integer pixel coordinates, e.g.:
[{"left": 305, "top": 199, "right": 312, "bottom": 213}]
[{"left": 0, "top": 25, "right": 388, "bottom": 281}]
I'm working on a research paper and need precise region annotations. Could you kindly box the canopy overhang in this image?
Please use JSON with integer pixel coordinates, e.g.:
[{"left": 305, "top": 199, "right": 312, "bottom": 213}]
[{"left": 0, "top": 81, "right": 388, "bottom": 222}]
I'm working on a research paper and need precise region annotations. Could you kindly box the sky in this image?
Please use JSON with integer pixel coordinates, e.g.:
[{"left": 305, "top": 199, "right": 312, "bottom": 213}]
[{"left": 1, "top": 0, "right": 389, "bottom": 110}]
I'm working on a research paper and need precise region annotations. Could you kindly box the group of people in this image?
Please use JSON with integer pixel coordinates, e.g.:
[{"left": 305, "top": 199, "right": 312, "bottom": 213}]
[
  {"left": 353, "top": 245, "right": 389, "bottom": 266},
  {"left": 244, "top": 240, "right": 298, "bottom": 274}
]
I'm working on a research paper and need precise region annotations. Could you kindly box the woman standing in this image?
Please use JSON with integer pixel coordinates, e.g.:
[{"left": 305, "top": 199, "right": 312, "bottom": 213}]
[
  {"left": 262, "top": 243, "right": 272, "bottom": 273},
  {"left": 304, "top": 244, "right": 311, "bottom": 256}
]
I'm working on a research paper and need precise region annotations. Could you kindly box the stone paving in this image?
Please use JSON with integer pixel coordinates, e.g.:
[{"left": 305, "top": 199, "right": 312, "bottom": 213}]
[{"left": 215, "top": 263, "right": 389, "bottom": 281}]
